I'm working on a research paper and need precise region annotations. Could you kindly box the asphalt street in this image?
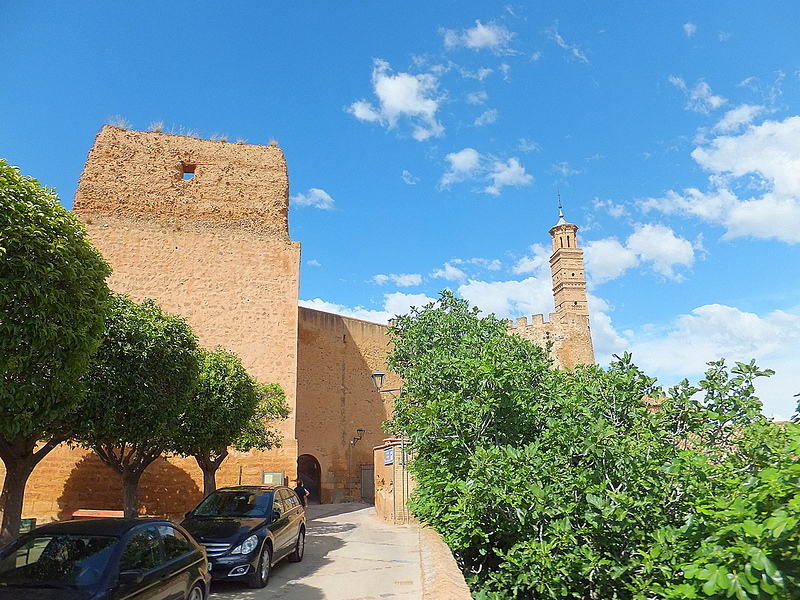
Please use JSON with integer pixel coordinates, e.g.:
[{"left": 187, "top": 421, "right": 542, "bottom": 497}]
[{"left": 208, "top": 503, "right": 424, "bottom": 600}]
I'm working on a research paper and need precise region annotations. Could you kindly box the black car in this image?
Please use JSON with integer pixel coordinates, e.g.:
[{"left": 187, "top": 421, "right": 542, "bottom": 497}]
[
  {"left": 181, "top": 485, "right": 305, "bottom": 588},
  {"left": 0, "top": 518, "right": 210, "bottom": 600}
]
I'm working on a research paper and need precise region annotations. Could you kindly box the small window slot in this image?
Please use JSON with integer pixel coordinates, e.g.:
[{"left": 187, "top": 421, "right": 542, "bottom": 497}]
[{"left": 182, "top": 164, "right": 196, "bottom": 180}]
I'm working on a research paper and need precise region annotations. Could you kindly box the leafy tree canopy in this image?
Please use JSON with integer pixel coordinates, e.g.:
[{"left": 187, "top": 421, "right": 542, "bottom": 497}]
[
  {"left": 0, "top": 159, "right": 110, "bottom": 438},
  {"left": 177, "top": 348, "right": 265, "bottom": 456},
  {"left": 0, "top": 159, "right": 109, "bottom": 542},
  {"left": 386, "top": 291, "right": 799, "bottom": 600},
  {"left": 176, "top": 348, "right": 288, "bottom": 495},
  {"left": 74, "top": 293, "right": 199, "bottom": 516}
]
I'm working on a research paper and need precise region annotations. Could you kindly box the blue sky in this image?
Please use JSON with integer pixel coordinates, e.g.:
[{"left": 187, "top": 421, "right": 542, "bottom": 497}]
[{"left": 2, "top": 2, "right": 799, "bottom": 417}]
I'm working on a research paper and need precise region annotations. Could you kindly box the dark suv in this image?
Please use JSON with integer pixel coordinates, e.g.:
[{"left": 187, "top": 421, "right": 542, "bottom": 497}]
[{"left": 181, "top": 485, "right": 305, "bottom": 588}]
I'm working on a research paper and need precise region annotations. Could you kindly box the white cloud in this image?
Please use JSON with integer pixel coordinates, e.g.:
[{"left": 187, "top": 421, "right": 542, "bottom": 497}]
[
  {"left": 454, "top": 257, "right": 503, "bottom": 271},
  {"left": 546, "top": 23, "right": 588, "bottom": 63},
  {"left": 401, "top": 170, "right": 419, "bottom": 185},
  {"left": 458, "top": 277, "right": 554, "bottom": 318},
  {"left": 531, "top": 51, "right": 543, "bottom": 61},
  {"left": 626, "top": 224, "right": 695, "bottom": 280},
  {"left": 518, "top": 138, "right": 541, "bottom": 153},
  {"left": 291, "top": 188, "right": 335, "bottom": 209},
  {"left": 440, "top": 148, "right": 533, "bottom": 196},
  {"left": 583, "top": 238, "right": 639, "bottom": 283},
  {"left": 299, "top": 291, "right": 436, "bottom": 325},
  {"left": 467, "top": 90, "right": 488, "bottom": 105},
  {"left": 713, "top": 104, "right": 764, "bottom": 133},
  {"left": 641, "top": 115, "right": 800, "bottom": 243},
  {"left": 440, "top": 147, "right": 483, "bottom": 187},
  {"left": 372, "top": 273, "right": 422, "bottom": 287},
  {"left": 460, "top": 67, "right": 494, "bottom": 81},
  {"left": 511, "top": 243, "right": 550, "bottom": 275},
  {"left": 431, "top": 262, "right": 468, "bottom": 282},
  {"left": 307, "top": 259, "right": 321, "bottom": 267},
  {"left": 485, "top": 158, "right": 534, "bottom": 195},
  {"left": 553, "top": 161, "right": 583, "bottom": 177},
  {"left": 669, "top": 76, "right": 727, "bottom": 114},
  {"left": 348, "top": 58, "right": 444, "bottom": 141},
  {"left": 474, "top": 109, "right": 498, "bottom": 126},
  {"left": 587, "top": 293, "right": 630, "bottom": 357},
  {"left": 441, "top": 20, "right": 515, "bottom": 53},
  {"left": 683, "top": 22, "right": 697, "bottom": 38},
  {"left": 384, "top": 292, "right": 437, "bottom": 317},
  {"left": 622, "top": 305, "right": 800, "bottom": 418},
  {"left": 583, "top": 224, "right": 694, "bottom": 283},
  {"left": 592, "top": 197, "right": 627, "bottom": 218}
]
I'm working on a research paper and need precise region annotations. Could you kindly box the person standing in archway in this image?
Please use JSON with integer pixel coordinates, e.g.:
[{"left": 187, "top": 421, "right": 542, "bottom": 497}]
[{"left": 294, "top": 479, "right": 310, "bottom": 508}]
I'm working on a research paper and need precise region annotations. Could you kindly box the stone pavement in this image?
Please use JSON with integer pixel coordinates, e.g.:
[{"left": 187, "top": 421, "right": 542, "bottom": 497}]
[{"left": 209, "top": 502, "right": 471, "bottom": 600}]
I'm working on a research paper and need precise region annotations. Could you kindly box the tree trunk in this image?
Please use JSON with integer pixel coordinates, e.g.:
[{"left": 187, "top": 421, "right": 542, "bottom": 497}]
[
  {"left": 0, "top": 434, "right": 64, "bottom": 545},
  {"left": 0, "top": 458, "right": 37, "bottom": 545},
  {"left": 93, "top": 444, "right": 164, "bottom": 519},
  {"left": 195, "top": 449, "right": 228, "bottom": 497},
  {"left": 121, "top": 468, "right": 142, "bottom": 518}
]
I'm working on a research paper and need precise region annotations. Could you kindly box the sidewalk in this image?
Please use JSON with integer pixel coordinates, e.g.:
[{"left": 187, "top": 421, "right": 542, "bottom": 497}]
[{"left": 209, "top": 502, "right": 471, "bottom": 600}]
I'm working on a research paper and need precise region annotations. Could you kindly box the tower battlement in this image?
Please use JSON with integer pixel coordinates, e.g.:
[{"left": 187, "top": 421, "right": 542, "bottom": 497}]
[{"left": 74, "top": 126, "right": 290, "bottom": 238}]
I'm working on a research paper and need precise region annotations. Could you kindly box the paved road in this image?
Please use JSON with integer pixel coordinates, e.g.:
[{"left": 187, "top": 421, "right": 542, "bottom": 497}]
[{"left": 209, "top": 503, "right": 423, "bottom": 600}]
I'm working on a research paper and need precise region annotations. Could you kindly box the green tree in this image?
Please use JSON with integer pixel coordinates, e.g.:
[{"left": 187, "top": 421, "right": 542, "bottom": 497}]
[
  {"left": 0, "top": 160, "right": 110, "bottom": 543},
  {"left": 177, "top": 348, "right": 289, "bottom": 496},
  {"left": 386, "top": 291, "right": 794, "bottom": 600},
  {"left": 74, "top": 294, "right": 199, "bottom": 517}
]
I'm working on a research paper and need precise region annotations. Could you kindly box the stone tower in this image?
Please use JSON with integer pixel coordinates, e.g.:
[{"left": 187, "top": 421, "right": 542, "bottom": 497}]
[
  {"left": 73, "top": 126, "right": 302, "bottom": 478},
  {"left": 508, "top": 205, "right": 594, "bottom": 369},
  {"left": 549, "top": 205, "right": 589, "bottom": 317}
]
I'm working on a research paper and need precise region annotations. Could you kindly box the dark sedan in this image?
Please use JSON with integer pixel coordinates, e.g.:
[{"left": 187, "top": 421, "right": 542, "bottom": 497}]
[
  {"left": 181, "top": 485, "right": 305, "bottom": 588},
  {"left": 0, "top": 518, "right": 209, "bottom": 600}
]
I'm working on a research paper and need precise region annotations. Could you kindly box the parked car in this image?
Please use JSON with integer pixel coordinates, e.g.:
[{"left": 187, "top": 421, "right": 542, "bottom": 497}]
[
  {"left": 0, "top": 518, "right": 210, "bottom": 599},
  {"left": 181, "top": 485, "right": 305, "bottom": 588}
]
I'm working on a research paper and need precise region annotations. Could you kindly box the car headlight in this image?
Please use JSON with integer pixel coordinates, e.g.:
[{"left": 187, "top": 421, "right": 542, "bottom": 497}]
[{"left": 231, "top": 535, "right": 259, "bottom": 555}]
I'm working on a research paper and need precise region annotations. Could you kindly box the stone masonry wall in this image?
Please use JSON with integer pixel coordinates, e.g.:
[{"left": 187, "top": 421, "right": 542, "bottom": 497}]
[
  {"left": 0, "top": 127, "right": 305, "bottom": 525},
  {"left": 72, "top": 127, "right": 300, "bottom": 466},
  {"left": 508, "top": 312, "right": 594, "bottom": 370},
  {"left": 296, "top": 308, "right": 397, "bottom": 503},
  {"left": 74, "top": 126, "right": 290, "bottom": 237}
]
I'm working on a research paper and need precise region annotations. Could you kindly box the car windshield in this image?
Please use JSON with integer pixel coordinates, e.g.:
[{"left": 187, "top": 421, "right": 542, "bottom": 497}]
[
  {"left": 193, "top": 490, "right": 271, "bottom": 517},
  {"left": 0, "top": 533, "right": 117, "bottom": 588}
]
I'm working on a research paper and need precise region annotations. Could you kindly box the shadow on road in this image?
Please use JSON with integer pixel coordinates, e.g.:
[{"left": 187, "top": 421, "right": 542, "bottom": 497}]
[
  {"left": 210, "top": 503, "right": 380, "bottom": 599},
  {"left": 210, "top": 528, "right": 347, "bottom": 598}
]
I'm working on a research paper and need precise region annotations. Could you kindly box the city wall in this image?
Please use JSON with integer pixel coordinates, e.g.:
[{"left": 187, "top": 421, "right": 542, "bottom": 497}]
[{"left": 296, "top": 308, "right": 397, "bottom": 503}]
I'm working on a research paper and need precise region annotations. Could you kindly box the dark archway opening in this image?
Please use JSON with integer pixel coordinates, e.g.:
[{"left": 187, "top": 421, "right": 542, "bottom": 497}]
[{"left": 297, "top": 454, "right": 322, "bottom": 504}]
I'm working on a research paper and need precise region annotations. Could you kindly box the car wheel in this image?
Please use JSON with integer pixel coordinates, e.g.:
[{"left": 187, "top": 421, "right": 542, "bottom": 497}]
[
  {"left": 187, "top": 583, "right": 205, "bottom": 600},
  {"left": 288, "top": 527, "right": 305, "bottom": 562},
  {"left": 248, "top": 543, "right": 271, "bottom": 588}
]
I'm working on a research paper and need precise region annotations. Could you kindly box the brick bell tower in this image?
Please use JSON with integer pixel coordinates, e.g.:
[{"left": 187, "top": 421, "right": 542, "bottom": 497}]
[
  {"left": 549, "top": 200, "right": 589, "bottom": 317},
  {"left": 507, "top": 197, "right": 594, "bottom": 369}
]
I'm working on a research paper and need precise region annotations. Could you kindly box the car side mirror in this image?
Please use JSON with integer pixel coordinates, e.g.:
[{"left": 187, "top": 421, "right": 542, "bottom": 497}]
[
  {"left": 118, "top": 570, "right": 145, "bottom": 586},
  {"left": 184, "top": 511, "right": 193, "bottom": 519}
]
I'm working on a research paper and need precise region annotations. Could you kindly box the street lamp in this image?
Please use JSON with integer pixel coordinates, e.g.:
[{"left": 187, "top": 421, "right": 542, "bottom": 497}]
[
  {"left": 371, "top": 370, "right": 401, "bottom": 395},
  {"left": 350, "top": 428, "right": 366, "bottom": 446}
]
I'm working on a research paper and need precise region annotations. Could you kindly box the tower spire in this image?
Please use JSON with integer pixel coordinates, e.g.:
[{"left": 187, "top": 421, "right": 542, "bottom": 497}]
[{"left": 557, "top": 188, "right": 566, "bottom": 224}]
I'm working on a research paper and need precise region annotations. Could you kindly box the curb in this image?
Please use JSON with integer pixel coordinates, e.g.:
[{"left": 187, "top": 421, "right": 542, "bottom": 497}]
[{"left": 419, "top": 526, "right": 472, "bottom": 600}]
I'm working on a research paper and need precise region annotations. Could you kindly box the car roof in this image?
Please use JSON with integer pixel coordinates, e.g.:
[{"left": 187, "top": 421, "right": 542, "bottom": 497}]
[
  {"left": 28, "top": 518, "right": 171, "bottom": 537},
  {"left": 214, "top": 485, "right": 280, "bottom": 493}
]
